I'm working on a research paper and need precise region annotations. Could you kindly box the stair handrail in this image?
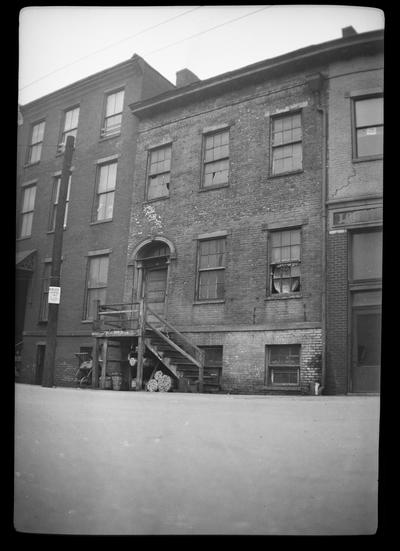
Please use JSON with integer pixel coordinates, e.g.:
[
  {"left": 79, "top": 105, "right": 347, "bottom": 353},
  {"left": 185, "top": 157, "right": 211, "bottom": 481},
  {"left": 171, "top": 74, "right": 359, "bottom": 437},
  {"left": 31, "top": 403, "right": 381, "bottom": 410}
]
[
  {"left": 145, "top": 305, "right": 204, "bottom": 392},
  {"left": 146, "top": 320, "right": 203, "bottom": 369}
]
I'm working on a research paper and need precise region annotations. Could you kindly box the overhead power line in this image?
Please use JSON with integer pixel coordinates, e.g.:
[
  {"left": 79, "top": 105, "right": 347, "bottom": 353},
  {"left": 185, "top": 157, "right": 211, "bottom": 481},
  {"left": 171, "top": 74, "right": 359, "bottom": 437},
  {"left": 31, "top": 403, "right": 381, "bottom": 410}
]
[{"left": 19, "top": 6, "right": 204, "bottom": 91}]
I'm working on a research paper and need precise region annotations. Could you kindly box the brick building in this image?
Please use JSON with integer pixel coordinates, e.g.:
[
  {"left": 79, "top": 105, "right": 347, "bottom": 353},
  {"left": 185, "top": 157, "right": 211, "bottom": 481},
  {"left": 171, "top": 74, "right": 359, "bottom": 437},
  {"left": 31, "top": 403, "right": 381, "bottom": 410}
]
[
  {"left": 16, "top": 28, "right": 383, "bottom": 395},
  {"left": 16, "top": 55, "right": 175, "bottom": 385}
]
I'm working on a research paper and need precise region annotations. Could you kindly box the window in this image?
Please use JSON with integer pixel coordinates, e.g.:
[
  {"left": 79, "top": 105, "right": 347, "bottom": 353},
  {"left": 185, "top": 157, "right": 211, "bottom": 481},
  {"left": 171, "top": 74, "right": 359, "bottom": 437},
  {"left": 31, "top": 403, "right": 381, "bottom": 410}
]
[
  {"left": 267, "top": 345, "right": 300, "bottom": 386},
  {"left": 84, "top": 255, "right": 109, "bottom": 320},
  {"left": 351, "top": 230, "right": 382, "bottom": 281},
  {"left": 197, "top": 238, "right": 226, "bottom": 300},
  {"left": 27, "top": 121, "right": 45, "bottom": 164},
  {"left": 271, "top": 112, "right": 302, "bottom": 175},
  {"left": 19, "top": 185, "right": 37, "bottom": 238},
  {"left": 93, "top": 162, "right": 117, "bottom": 221},
  {"left": 101, "top": 90, "right": 124, "bottom": 137},
  {"left": 147, "top": 145, "right": 171, "bottom": 200},
  {"left": 353, "top": 96, "right": 383, "bottom": 158},
  {"left": 48, "top": 175, "right": 71, "bottom": 232},
  {"left": 60, "top": 106, "right": 79, "bottom": 147},
  {"left": 199, "top": 346, "right": 223, "bottom": 385},
  {"left": 269, "top": 228, "right": 301, "bottom": 294},
  {"left": 202, "top": 130, "right": 229, "bottom": 188}
]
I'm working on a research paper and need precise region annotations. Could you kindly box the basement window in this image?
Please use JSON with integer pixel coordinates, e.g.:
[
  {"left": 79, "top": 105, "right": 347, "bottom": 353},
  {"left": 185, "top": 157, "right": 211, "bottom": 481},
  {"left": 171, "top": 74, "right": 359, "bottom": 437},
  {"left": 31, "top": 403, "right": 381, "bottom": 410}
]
[
  {"left": 267, "top": 345, "right": 300, "bottom": 386},
  {"left": 269, "top": 228, "right": 301, "bottom": 294}
]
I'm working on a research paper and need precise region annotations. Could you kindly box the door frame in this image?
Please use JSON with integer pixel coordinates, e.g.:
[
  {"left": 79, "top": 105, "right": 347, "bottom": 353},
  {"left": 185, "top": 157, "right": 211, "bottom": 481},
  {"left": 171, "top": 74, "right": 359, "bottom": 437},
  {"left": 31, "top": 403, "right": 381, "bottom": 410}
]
[{"left": 350, "top": 304, "right": 381, "bottom": 393}]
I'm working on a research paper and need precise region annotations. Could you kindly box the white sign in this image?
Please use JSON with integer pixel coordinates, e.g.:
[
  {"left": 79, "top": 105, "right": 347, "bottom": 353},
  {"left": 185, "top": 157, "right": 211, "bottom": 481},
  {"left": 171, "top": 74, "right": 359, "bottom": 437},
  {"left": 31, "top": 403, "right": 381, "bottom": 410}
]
[{"left": 48, "top": 286, "right": 61, "bottom": 304}]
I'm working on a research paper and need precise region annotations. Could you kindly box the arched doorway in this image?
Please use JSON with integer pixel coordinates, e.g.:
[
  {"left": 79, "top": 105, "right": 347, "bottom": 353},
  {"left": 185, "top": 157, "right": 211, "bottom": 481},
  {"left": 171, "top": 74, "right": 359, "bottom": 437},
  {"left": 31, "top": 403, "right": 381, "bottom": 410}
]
[{"left": 134, "top": 239, "right": 175, "bottom": 322}]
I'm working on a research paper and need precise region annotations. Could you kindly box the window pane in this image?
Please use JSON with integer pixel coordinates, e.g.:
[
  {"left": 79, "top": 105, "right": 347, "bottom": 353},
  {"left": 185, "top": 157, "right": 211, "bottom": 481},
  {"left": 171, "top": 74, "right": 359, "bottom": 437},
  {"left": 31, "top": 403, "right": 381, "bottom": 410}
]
[
  {"left": 148, "top": 173, "right": 170, "bottom": 200},
  {"left": 199, "top": 270, "right": 224, "bottom": 299},
  {"left": 199, "top": 239, "right": 225, "bottom": 268},
  {"left": 29, "top": 143, "right": 42, "bottom": 163},
  {"left": 356, "top": 126, "right": 383, "bottom": 157},
  {"left": 98, "top": 163, "right": 117, "bottom": 193},
  {"left": 355, "top": 97, "right": 383, "bottom": 127},
  {"left": 65, "top": 107, "right": 79, "bottom": 131},
  {"left": 352, "top": 231, "right": 382, "bottom": 280}
]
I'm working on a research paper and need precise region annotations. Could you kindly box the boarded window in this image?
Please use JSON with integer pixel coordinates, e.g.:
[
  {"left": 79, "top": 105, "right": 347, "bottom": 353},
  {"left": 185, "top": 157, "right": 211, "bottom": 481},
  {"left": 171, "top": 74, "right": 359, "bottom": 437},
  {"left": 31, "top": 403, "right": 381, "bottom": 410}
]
[
  {"left": 197, "top": 238, "right": 226, "bottom": 300},
  {"left": 354, "top": 96, "right": 383, "bottom": 158},
  {"left": 147, "top": 145, "right": 171, "bottom": 200},
  {"left": 351, "top": 230, "right": 382, "bottom": 281},
  {"left": 268, "top": 345, "right": 300, "bottom": 385},
  {"left": 271, "top": 113, "right": 302, "bottom": 175},
  {"left": 203, "top": 130, "right": 229, "bottom": 188}
]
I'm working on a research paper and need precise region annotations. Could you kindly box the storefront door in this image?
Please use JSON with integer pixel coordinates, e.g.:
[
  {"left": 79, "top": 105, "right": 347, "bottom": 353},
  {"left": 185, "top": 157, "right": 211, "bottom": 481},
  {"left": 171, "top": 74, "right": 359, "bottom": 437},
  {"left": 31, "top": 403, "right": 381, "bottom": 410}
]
[{"left": 351, "top": 307, "right": 381, "bottom": 393}]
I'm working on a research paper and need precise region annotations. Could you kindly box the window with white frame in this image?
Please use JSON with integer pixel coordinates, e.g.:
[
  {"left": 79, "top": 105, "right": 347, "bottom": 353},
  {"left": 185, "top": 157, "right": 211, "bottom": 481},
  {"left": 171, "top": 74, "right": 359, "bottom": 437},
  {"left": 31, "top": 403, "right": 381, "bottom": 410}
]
[
  {"left": 269, "top": 228, "right": 301, "bottom": 294},
  {"left": 60, "top": 106, "right": 79, "bottom": 147},
  {"left": 93, "top": 162, "right": 117, "bottom": 221},
  {"left": 267, "top": 345, "right": 301, "bottom": 386},
  {"left": 147, "top": 145, "right": 171, "bottom": 200},
  {"left": 28, "top": 121, "right": 45, "bottom": 164},
  {"left": 353, "top": 96, "right": 383, "bottom": 159},
  {"left": 48, "top": 174, "right": 71, "bottom": 232},
  {"left": 271, "top": 112, "right": 302, "bottom": 175},
  {"left": 202, "top": 130, "right": 229, "bottom": 188},
  {"left": 197, "top": 237, "right": 226, "bottom": 300},
  {"left": 101, "top": 90, "right": 124, "bottom": 137},
  {"left": 84, "top": 255, "right": 109, "bottom": 320},
  {"left": 19, "top": 185, "right": 37, "bottom": 238}
]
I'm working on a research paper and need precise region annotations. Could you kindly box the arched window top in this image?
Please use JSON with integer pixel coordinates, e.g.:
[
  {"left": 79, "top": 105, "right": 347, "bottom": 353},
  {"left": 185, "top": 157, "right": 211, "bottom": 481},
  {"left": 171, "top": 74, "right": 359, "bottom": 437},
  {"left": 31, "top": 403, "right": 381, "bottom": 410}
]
[{"left": 137, "top": 242, "right": 169, "bottom": 261}]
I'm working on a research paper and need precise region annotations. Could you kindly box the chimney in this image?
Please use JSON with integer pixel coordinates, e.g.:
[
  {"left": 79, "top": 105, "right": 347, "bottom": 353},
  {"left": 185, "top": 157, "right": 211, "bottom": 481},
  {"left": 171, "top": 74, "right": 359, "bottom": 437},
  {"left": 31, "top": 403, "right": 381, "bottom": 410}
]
[
  {"left": 341, "top": 26, "right": 357, "bottom": 38},
  {"left": 176, "top": 68, "right": 200, "bottom": 87}
]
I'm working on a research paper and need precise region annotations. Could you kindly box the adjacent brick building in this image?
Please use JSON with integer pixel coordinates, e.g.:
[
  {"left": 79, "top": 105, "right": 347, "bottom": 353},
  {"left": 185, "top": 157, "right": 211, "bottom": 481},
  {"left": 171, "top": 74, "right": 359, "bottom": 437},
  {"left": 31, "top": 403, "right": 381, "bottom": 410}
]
[
  {"left": 16, "top": 28, "right": 383, "bottom": 395},
  {"left": 16, "top": 55, "right": 175, "bottom": 385}
]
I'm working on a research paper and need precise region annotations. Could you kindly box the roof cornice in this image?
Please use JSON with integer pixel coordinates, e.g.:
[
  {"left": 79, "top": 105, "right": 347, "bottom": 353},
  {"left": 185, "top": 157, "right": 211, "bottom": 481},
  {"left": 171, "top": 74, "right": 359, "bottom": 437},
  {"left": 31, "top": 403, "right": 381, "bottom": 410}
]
[{"left": 129, "top": 29, "right": 384, "bottom": 118}]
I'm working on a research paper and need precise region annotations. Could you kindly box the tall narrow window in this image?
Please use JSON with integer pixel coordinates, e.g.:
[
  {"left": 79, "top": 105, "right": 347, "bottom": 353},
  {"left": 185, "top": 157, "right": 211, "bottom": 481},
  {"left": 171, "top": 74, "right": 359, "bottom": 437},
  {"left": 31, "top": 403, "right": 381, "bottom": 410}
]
[
  {"left": 94, "top": 162, "right": 117, "bottom": 221},
  {"left": 271, "top": 112, "right": 302, "bottom": 175},
  {"left": 28, "top": 121, "right": 45, "bottom": 164},
  {"left": 197, "top": 238, "right": 226, "bottom": 300},
  {"left": 267, "top": 345, "right": 301, "bottom": 386},
  {"left": 351, "top": 230, "right": 383, "bottom": 281},
  {"left": 269, "top": 228, "right": 301, "bottom": 294},
  {"left": 19, "top": 185, "right": 37, "bottom": 238},
  {"left": 202, "top": 130, "right": 229, "bottom": 188},
  {"left": 48, "top": 175, "right": 71, "bottom": 231},
  {"left": 101, "top": 90, "right": 124, "bottom": 137},
  {"left": 84, "top": 255, "right": 109, "bottom": 320},
  {"left": 147, "top": 145, "right": 171, "bottom": 200},
  {"left": 353, "top": 96, "right": 383, "bottom": 158},
  {"left": 60, "top": 106, "right": 79, "bottom": 146}
]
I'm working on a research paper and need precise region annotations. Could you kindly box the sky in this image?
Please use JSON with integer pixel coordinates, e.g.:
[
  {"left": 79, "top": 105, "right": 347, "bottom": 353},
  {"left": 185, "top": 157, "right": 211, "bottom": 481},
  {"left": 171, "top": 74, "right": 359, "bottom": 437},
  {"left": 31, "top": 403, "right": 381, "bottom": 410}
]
[{"left": 18, "top": 5, "right": 384, "bottom": 105}]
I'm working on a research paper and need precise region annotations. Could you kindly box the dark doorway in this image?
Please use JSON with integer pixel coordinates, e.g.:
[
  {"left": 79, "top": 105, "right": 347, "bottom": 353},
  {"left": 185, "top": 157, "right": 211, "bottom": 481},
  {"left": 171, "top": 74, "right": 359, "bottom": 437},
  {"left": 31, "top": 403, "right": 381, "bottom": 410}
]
[
  {"left": 35, "top": 345, "right": 46, "bottom": 385},
  {"left": 351, "top": 308, "right": 381, "bottom": 393}
]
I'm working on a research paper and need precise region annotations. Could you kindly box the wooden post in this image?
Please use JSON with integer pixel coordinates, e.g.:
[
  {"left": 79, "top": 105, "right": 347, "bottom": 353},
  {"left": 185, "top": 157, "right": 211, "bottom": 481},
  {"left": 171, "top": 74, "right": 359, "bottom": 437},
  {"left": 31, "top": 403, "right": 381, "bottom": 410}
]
[
  {"left": 100, "top": 339, "right": 108, "bottom": 389},
  {"left": 198, "top": 349, "right": 204, "bottom": 393},
  {"left": 42, "top": 136, "right": 74, "bottom": 387},
  {"left": 136, "top": 299, "right": 145, "bottom": 391},
  {"left": 92, "top": 300, "right": 100, "bottom": 388}
]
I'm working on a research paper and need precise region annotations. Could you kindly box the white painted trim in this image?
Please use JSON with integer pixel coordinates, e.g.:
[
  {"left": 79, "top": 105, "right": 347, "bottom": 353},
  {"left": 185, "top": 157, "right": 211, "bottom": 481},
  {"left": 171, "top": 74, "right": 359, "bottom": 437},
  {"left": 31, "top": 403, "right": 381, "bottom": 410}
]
[{"left": 95, "top": 154, "right": 120, "bottom": 165}]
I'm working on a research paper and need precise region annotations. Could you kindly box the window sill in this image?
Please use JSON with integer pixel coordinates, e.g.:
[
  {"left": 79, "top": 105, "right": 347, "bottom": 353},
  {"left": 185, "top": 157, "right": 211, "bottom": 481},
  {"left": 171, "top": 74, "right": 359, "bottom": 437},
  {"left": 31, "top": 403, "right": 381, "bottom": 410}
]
[
  {"left": 198, "top": 184, "right": 229, "bottom": 192},
  {"left": 81, "top": 320, "right": 93, "bottom": 324},
  {"left": 16, "top": 236, "right": 32, "bottom": 241},
  {"left": 99, "top": 132, "right": 121, "bottom": 142},
  {"left": 265, "top": 293, "right": 303, "bottom": 301},
  {"left": 90, "top": 219, "right": 113, "bottom": 226},
  {"left": 23, "top": 161, "right": 41, "bottom": 168},
  {"left": 352, "top": 155, "right": 383, "bottom": 163},
  {"left": 144, "top": 196, "right": 170, "bottom": 204},
  {"left": 46, "top": 228, "right": 67, "bottom": 234},
  {"left": 193, "top": 299, "right": 225, "bottom": 305},
  {"left": 268, "top": 169, "right": 304, "bottom": 179}
]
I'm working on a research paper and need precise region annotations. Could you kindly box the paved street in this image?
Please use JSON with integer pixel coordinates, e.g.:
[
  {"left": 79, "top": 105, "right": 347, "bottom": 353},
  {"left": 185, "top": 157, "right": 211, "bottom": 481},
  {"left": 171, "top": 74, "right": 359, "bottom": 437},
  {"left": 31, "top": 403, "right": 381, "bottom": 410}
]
[{"left": 14, "top": 384, "right": 380, "bottom": 535}]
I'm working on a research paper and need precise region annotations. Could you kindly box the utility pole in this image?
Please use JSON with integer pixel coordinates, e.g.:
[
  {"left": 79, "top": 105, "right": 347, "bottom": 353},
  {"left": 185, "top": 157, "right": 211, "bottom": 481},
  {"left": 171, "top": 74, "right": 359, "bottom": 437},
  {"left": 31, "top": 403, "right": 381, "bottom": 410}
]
[{"left": 42, "top": 135, "right": 74, "bottom": 387}]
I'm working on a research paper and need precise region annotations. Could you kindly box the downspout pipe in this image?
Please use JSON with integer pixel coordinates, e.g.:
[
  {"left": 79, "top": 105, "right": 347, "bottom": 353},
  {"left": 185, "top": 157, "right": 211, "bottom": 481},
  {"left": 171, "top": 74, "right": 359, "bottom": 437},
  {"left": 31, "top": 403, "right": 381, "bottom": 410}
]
[{"left": 306, "top": 73, "right": 327, "bottom": 394}]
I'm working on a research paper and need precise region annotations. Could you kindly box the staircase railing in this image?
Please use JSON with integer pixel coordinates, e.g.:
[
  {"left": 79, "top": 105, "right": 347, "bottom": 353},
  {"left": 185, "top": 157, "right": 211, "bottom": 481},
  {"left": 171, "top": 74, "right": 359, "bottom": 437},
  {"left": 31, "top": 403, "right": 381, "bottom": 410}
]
[
  {"left": 145, "top": 305, "right": 205, "bottom": 392},
  {"left": 94, "top": 301, "right": 141, "bottom": 331}
]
